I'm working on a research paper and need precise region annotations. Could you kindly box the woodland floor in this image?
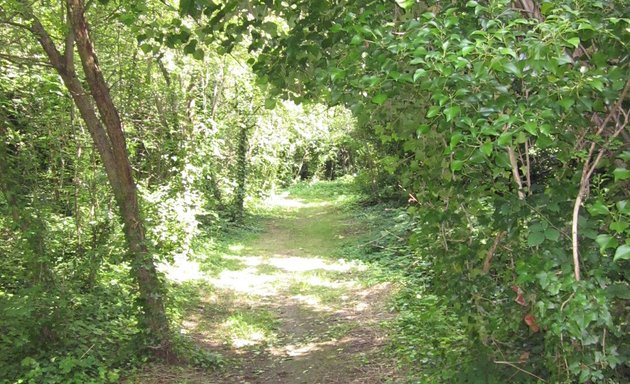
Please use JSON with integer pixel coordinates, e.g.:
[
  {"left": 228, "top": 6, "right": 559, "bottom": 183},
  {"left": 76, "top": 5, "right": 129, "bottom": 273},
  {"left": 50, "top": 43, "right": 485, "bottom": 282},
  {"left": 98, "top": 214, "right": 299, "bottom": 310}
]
[{"left": 129, "top": 186, "right": 402, "bottom": 383}]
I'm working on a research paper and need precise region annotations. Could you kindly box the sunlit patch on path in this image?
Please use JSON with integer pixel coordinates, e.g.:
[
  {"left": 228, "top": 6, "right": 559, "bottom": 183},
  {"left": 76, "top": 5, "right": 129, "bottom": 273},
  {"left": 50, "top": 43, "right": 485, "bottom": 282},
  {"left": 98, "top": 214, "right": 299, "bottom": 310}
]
[{"left": 144, "top": 188, "right": 400, "bottom": 383}]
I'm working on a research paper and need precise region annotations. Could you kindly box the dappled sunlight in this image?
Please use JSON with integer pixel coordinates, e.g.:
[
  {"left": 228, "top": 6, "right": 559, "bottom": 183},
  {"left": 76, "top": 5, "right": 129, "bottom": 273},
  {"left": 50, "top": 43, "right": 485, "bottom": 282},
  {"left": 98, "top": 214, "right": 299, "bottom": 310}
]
[
  {"left": 210, "top": 267, "right": 280, "bottom": 296},
  {"left": 290, "top": 294, "right": 322, "bottom": 308},
  {"left": 273, "top": 340, "right": 333, "bottom": 358},
  {"left": 268, "top": 333, "right": 369, "bottom": 359},
  {"left": 223, "top": 254, "right": 266, "bottom": 267},
  {"left": 206, "top": 256, "right": 363, "bottom": 299},
  {"left": 266, "top": 255, "right": 362, "bottom": 273},
  {"left": 228, "top": 244, "right": 246, "bottom": 252},
  {"left": 264, "top": 191, "right": 331, "bottom": 209},
  {"left": 161, "top": 253, "right": 205, "bottom": 282},
  {"left": 221, "top": 312, "right": 275, "bottom": 348},
  {"left": 301, "top": 275, "right": 357, "bottom": 289}
]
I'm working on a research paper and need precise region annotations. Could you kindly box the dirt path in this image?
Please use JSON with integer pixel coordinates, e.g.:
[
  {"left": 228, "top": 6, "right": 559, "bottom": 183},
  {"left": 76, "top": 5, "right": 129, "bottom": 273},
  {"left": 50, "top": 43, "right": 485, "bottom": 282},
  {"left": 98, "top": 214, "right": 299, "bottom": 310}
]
[{"left": 134, "top": 193, "right": 400, "bottom": 383}]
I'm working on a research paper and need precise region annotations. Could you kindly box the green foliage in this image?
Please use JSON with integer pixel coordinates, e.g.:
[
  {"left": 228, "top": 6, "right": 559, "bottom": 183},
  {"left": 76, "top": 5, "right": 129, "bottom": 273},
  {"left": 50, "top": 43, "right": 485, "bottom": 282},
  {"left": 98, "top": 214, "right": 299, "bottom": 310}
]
[
  {"left": 3, "top": 0, "right": 630, "bottom": 382},
  {"left": 0, "top": 0, "right": 356, "bottom": 380},
  {"left": 0, "top": 268, "right": 142, "bottom": 383},
  {"left": 176, "top": 0, "right": 630, "bottom": 381}
]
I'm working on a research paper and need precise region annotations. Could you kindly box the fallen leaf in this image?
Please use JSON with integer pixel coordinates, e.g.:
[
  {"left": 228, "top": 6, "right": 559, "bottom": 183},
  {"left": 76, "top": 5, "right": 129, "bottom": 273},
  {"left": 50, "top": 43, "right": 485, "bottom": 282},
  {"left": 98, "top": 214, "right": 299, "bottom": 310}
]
[
  {"left": 524, "top": 313, "right": 539, "bottom": 332},
  {"left": 512, "top": 285, "right": 527, "bottom": 306},
  {"left": 518, "top": 351, "right": 530, "bottom": 363}
]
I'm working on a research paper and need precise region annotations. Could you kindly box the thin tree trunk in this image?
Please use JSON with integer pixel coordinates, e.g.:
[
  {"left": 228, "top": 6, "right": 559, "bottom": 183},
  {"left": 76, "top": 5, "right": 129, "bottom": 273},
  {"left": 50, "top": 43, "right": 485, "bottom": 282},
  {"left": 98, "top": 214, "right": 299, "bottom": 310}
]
[
  {"left": 24, "top": 2, "right": 173, "bottom": 358},
  {"left": 233, "top": 122, "right": 251, "bottom": 222}
]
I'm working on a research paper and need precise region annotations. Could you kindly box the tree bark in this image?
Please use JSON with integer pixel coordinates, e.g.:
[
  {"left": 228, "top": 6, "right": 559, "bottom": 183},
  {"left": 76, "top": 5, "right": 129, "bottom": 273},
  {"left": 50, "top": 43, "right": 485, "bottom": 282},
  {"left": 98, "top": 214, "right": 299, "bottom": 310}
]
[{"left": 24, "top": 1, "right": 173, "bottom": 358}]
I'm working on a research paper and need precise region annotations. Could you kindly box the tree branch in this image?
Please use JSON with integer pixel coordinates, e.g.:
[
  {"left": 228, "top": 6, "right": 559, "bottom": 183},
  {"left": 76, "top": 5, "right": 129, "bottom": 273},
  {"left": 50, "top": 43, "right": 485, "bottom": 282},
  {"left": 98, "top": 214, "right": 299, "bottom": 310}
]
[
  {"left": 507, "top": 146, "right": 525, "bottom": 200},
  {"left": 571, "top": 78, "right": 630, "bottom": 281},
  {"left": 483, "top": 231, "right": 506, "bottom": 274},
  {"left": 0, "top": 53, "right": 52, "bottom": 68}
]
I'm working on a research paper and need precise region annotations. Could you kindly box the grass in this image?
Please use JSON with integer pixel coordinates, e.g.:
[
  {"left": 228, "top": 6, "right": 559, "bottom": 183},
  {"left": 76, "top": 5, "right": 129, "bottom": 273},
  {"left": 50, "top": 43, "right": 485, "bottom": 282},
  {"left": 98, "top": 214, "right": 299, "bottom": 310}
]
[
  {"left": 286, "top": 280, "right": 346, "bottom": 306},
  {"left": 220, "top": 309, "right": 279, "bottom": 348},
  {"left": 142, "top": 178, "right": 407, "bottom": 383},
  {"left": 255, "top": 263, "right": 282, "bottom": 275}
]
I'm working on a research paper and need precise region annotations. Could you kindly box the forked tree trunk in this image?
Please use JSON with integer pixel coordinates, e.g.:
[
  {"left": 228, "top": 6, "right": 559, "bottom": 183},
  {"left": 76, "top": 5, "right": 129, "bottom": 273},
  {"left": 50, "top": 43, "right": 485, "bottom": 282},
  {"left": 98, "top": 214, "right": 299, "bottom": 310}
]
[{"left": 24, "top": 1, "right": 173, "bottom": 358}]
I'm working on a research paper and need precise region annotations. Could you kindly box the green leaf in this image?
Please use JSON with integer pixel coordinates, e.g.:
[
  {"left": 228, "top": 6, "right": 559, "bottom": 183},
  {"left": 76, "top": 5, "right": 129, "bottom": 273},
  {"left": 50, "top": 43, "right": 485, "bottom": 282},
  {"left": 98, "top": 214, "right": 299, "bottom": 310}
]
[
  {"left": 371, "top": 94, "right": 388, "bottom": 105},
  {"left": 461, "top": 45, "right": 474, "bottom": 56},
  {"left": 503, "top": 62, "right": 521, "bottom": 77},
  {"left": 557, "top": 53, "right": 574, "bottom": 65},
  {"left": 578, "top": 22, "right": 595, "bottom": 31},
  {"left": 527, "top": 231, "right": 545, "bottom": 247},
  {"left": 264, "top": 98, "right": 277, "bottom": 109},
  {"left": 499, "top": 47, "right": 517, "bottom": 59},
  {"left": 610, "top": 221, "right": 629, "bottom": 233},
  {"left": 450, "top": 133, "right": 463, "bottom": 148},
  {"left": 413, "top": 69, "right": 427, "bottom": 82},
  {"left": 451, "top": 160, "right": 464, "bottom": 172},
  {"left": 179, "top": 0, "right": 195, "bottom": 16},
  {"left": 613, "top": 168, "right": 630, "bottom": 182},
  {"left": 119, "top": 12, "right": 137, "bottom": 26},
  {"left": 184, "top": 39, "right": 198, "bottom": 55},
  {"left": 559, "top": 98, "right": 575, "bottom": 110},
  {"left": 616, "top": 200, "right": 630, "bottom": 215},
  {"left": 539, "top": 124, "right": 552, "bottom": 136},
  {"left": 330, "top": 69, "right": 346, "bottom": 81},
  {"left": 497, "top": 132, "right": 512, "bottom": 146},
  {"left": 350, "top": 34, "right": 363, "bottom": 45},
  {"left": 416, "top": 124, "right": 430, "bottom": 136},
  {"left": 193, "top": 48, "right": 204, "bottom": 60},
  {"left": 523, "top": 122, "right": 538, "bottom": 136},
  {"left": 426, "top": 106, "right": 440, "bottom": 118},
  {"left": 395, "top": 0, "right": 415, "bottom": 10},
  {"left": 613, "top": 244, "right": 630, "bottom": 262},
  {"left": 444, "top": 106, "right": 461, "bottom": 122},
  {"left": 589, "top": 78, "right": 604, "bottom": 92},
  {"left": 261, "top": 21, "right": 278, "bottom": 37},
  {"left": 480, "top": 141, "right": 493, "bottom": 156},
  {"left": 540, "top": 3, "right": 554, "bottom": 14},
  {"left": 588, "top": 201, "right": 609, "bottom": 216},
  {"left": 566, "top": 37, "right": 580, "bottom": 48},
  {"left": 545, "top": 228, "right": 560, "bottom": 242},
  {"left": 596, "top": 234, "right": 618, "bottom": 254},
  {"left": 618, "top": 151, "right": 630, "bottom": 161}
]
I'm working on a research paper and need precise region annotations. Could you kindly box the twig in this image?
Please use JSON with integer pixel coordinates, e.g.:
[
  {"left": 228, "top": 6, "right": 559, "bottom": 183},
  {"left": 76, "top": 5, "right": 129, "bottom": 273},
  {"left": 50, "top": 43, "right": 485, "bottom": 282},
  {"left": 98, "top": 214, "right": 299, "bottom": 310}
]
[
  {"left": 494, "top": 360, "right": 547, "bottom": 382},
  {"left": 80, "top": 344, "right": 94, "bottom": 359},
  {"left": 524, "top": 202, "right": 572, "bottom": 242},
  {"left": 0, "top": 53, "right": 53, "bottom": 68},
  {"left": 507, "top": 146, "right": 525, "bottom": 200},
  {"left": 560, "top": 292, "right": 575, "bottom": 313},
  {"left": 524, "top": 139, "right": 532, "bottom": 194},
  {"left": 482, "top": 231, "right": 506, "bottom": 274}
]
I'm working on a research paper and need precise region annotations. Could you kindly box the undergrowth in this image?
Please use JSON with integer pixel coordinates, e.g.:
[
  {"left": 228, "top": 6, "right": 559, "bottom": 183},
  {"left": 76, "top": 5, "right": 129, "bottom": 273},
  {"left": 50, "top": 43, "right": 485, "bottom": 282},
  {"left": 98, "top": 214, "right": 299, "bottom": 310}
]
[{"left": 338, "top": 200, "right": 475, "bottom": 382}]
